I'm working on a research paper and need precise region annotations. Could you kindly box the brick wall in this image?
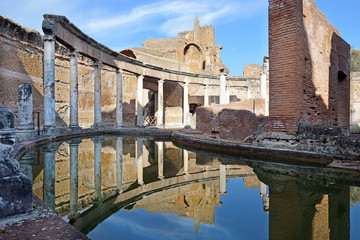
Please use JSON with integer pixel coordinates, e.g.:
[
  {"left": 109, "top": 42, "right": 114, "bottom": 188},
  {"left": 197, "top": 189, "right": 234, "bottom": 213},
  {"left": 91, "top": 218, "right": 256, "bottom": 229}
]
[{"left": 268, "top": 0, "right": 350, "bottom": 134}]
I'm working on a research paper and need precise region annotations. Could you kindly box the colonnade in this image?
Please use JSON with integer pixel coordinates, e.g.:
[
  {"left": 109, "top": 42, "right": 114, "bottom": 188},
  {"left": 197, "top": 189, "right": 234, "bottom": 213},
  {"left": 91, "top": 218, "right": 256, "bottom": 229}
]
[
  {"left": 42, "top": 34, "right": 124, "bottom": 135},
  {"left": 41, "top": 33, "right": 233, "bottom": 132}
]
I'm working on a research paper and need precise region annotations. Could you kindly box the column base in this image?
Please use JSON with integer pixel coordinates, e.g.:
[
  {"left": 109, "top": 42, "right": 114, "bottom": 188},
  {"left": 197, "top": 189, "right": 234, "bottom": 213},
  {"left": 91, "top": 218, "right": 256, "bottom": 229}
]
[
  {"left": 42, "top": 126, "right": 59, "bottom": 136},
  {"left": 16, "top": 128, "right": 36, "bottom": 142},
  {"left": 91, "top": 123, "right": 104, "bottom": 131},
  {"left": 115, "top": 123, "right": 124, "bottom": 129},
  {"left": 67, "top": 125, "right": 82, "bottom": 133},
  {"left": 0, "top": 130, "right": 19, "bottom": 146},
  {"left": 136, "top": 125, "right": 145, "bottom": 128}
]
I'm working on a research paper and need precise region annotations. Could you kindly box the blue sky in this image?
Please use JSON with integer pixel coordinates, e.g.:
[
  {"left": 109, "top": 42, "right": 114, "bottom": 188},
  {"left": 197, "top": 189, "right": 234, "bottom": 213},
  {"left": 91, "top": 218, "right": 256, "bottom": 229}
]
[{"left": 1, "top": 0, "right": 359, "bottom": 76}]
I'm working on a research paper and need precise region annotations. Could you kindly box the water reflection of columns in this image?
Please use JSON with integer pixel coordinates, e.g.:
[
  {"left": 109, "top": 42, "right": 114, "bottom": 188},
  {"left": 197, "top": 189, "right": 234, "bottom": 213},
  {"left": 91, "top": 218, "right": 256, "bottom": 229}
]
[
  {"left": 92, "top": 136, "right": 103, "bottom": 202},
  {"left": 69, "top": 139, "right": 81, "bottom": 217},
  {"left": 19, "top": 150, "right": 35, "bottom": 184},
  {"left": 136, "top": 138, "right": 144, "bottom": 185},
  {"left": 219, "top": 165, "right": 227, "bottom": 194},
  {"left": 116, "top": 137, "right": 123, "bottom": 191},
  {"left": 43, "top": 143, "right": 58, "bottom": 210},
  {"left": 157, "top": 142, "right": 164, "bottom": 179},
  {"left": 260, "top": 182, "right": 269, "bottom": 212},
  {"left": 183, "top": 149, "right": 189, "bottom": 175}
]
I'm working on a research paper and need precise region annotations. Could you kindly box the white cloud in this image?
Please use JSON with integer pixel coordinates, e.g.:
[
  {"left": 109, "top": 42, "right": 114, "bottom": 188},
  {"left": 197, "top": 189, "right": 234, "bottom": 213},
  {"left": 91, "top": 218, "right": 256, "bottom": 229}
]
[{"left": 83, "top": 0, "right": 266, "bottom": 37}]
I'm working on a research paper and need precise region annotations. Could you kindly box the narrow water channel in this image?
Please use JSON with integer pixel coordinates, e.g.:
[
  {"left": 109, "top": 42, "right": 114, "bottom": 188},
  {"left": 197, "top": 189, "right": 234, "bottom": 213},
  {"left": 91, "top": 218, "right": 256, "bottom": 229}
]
[{"left": 19, "top": 135, "right": 360, "bottom": 239}]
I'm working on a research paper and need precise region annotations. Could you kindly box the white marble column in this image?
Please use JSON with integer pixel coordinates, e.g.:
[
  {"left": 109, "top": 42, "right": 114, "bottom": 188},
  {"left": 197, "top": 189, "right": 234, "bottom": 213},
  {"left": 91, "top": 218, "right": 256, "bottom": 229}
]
[
  {"left": 137, "top": 75, "right": 144, "bottom": 127},
  {"left": 157, "top": 79, "right": 164, "bottom": 127},
  {"left": 116, "top": 69, "right": 123, "bottom": 128},
  {"left": 43, "top": 143, "right": 58, "bottom": 210},
  {"left": 69, "top": 51, "right": 81, "bottom": 131},
  {"left": 204, "top": 83, "right": 209, "bottom": 107},
  {"left": 219, "top": 164, "right": 227, "bottom": 194},
  {"left": 92, "top": 136, "right": 103, "bottom": 202},
  {"left": 17, "top": 83, "right": 35, "bottom": 141},
  {"left": 157, "top": 141, "right": 164, "bottom": 179},
  {"left": 92, "top": 61, "right": 104, "bottom": 130},
  {"left": 116, "top": 137, "right": 123, "bottom": 191},
  {"left": 247, "top": 81, "right": 252, "bottom": 99},
  {"left": 225, "top": 86, "right": 230, "bottom": 104},
  {"left": 183, "top": 149, "right": 189, "bottom": 175},
  {"left": 260, "top": 182, "right": 269, "bottom": 212},
  {"left": 136, "top": 139, "right": 144, "bottom": 185},
  {"left": 43, "top": 35, "right": 58, "bottom": 135},
  {"left": 219, "top": 73, "right": 227, "bottom": 104},
  {"left": 183, "top": 78, "right": 189, "bottom": 126},
  {"left": 69, "top": 139, "right": 81, "bottom": 216}
]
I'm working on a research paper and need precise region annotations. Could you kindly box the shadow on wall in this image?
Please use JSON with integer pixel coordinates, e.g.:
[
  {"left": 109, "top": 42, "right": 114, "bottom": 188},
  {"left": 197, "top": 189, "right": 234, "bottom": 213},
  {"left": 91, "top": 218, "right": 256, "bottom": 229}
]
[{"left": 267, "top": 0, "right": 350, "bottom": 135}]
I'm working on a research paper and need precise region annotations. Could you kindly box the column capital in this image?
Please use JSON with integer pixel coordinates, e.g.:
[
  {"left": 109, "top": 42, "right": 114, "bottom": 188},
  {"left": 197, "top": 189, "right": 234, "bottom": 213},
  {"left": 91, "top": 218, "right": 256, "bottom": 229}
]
[
  {"left": 138, "top": 74, "right": 144, "bottom": 80},
  {"left": 93, "top": 59, "right": 102, "bottom": 68},
  {"left": 43, "top": 34, "right": 55, "bottom": 41},
  {"left": 219, "top": 72, "right": 227, "bottom": 77},
  {"left": 69, "top": 50, "right": 79, "bottom": 58},
  {"left": 91, "top": 135, "right": 104, "bottom": 143},
  {"left": 158, "top": 79, "right": 164, "bottom": 84},
  {"left": 116, "top": 68, "right": 123, "bottom": 74}
]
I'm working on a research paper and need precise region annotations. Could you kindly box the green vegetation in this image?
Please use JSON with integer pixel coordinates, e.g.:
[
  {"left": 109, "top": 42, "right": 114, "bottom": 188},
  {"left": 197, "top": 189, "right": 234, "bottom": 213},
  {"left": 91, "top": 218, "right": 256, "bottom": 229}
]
[{"left": 351, "top": 48, "right": 360, "bottom": 72}]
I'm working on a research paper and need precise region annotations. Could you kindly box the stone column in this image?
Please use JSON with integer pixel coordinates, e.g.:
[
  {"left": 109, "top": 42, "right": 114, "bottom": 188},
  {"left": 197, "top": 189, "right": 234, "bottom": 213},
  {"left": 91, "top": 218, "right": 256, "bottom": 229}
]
[
  {"left": 43, "top": 35, "right": 58, "bottom": 135},
  {"left": 183, "top": 149, "right": 189, "bottom": 175},
  {"left": 92, "top": 61, "right": 104, "bottom": 131},
  {"left": 92, "top": 136, "right": 103, "bottom": 202},
  {"left": 116, "top": 137, "right": 123, "bottom": 192},
  {"left": 219, "top": 73, "right": 227, "bottom": 104},
  {"left": 69, "top": 139, "right": 81, "bottom": 217},
  {"left": 183, "top": 78, "right": 189, "bottom": 126},
  {"left": 136, "top": 138, "right": 144, "bottom": 185},
  {"left": 157, "top": 141, "right": 164, "bottom": 179},
  {"left": 225, "top": 86, "right": 230, "bottom": 104},
  {"left": 16, "top": 83, "right": 35, "bottom": 141},
  {"left": 204, "top": 82, "right": 209, "bottom": 107},
  {"left": 69, "top": 51, "right": 81, "bottom": 131},
  {"left": 157, "top": 79, "right": 164, "bottom": 127},
  {"left": 260, "top": 182, "right": 269, "bottom": 212},
  {"left": 116, "top": 69, "right": 123, "bottom": 128},
  {"left": 43, "top": 143, "right": 58, "bottom": 210},
  {"left": 137, "top": 75, "right": 144, "bottom": 127},
  {"left": 261, "top": 56, "right": 270, "bottom": 116},
  {"left": 219, "top": 165, "right": 227, "bottom": 194},
  {"left": 247, "top": 81, "right": 252, "bottom": 99}
]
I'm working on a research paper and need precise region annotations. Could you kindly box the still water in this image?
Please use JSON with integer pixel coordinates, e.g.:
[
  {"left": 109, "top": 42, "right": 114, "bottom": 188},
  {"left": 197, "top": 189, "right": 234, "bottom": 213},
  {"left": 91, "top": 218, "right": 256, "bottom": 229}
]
[{"left": 19, "top": 135, "right": 360, "bottom": 240}]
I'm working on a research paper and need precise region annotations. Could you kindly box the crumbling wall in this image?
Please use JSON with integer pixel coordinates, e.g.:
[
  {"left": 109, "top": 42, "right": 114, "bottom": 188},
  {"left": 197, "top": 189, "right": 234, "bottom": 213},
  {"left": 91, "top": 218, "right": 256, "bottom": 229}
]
[
  {"left": 268, "top": 0, "right": 350, "bottom": 134},
  {"left": 196, "top": 101, "right": 267, "bottom": 142}
]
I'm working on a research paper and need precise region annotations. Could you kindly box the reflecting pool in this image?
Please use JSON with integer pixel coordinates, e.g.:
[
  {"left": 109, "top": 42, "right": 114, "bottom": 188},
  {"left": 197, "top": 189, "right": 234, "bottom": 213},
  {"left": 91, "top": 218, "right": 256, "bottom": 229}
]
[{"left": 19, "top": 135, "right": 360, "bottom": 239}]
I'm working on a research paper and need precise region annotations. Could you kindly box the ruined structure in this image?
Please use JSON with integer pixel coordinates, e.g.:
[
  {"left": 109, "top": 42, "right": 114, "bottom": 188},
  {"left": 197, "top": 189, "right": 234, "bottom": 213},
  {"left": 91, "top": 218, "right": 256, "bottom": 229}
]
[
  {"left": 266, "top": 0, "right": 350, "bottom": 135},
  {"left": 123, "top": 17, "right": 228, "bottom": 74}
]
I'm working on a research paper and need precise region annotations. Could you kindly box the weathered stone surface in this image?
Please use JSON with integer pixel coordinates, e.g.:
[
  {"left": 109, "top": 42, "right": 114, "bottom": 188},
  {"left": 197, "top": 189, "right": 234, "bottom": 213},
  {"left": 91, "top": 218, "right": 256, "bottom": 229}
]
[
  {"left": 126, "top": 17, "right": 228, "bottom": 74},
  {"left": 268, "top": 0, "right": 350, "bottom": 134},
  {"left": 196, "top": 101, "right": 267, "bottom": 142}
]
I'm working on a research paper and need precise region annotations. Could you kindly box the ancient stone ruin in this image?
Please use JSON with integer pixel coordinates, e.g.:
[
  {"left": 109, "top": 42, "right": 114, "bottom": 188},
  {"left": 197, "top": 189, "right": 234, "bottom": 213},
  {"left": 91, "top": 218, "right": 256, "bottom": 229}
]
[{"left": 0, "top": 0, "right": 359, "bottom": 223}]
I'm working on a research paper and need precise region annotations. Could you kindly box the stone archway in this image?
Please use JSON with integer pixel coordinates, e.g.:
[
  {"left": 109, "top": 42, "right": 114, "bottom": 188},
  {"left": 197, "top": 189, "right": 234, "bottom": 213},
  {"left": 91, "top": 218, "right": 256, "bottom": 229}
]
[{"left": 184, "top": 43, "right": 204, "bottom": 72}]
